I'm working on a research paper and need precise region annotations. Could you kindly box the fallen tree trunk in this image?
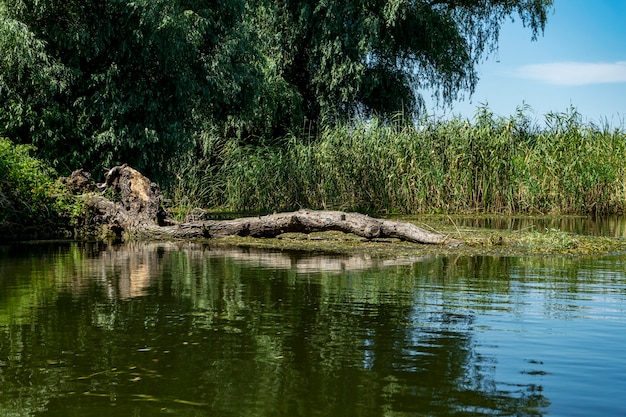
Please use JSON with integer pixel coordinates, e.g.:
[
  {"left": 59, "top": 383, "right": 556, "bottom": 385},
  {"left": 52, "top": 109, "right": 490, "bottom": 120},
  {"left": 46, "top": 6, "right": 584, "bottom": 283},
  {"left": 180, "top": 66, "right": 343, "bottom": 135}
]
[
  {"left": 130, "top": 209, "right": 460, "bottom": 245},
  {"left": 66, "top": 164, "right": 461, "bottom": 246}
]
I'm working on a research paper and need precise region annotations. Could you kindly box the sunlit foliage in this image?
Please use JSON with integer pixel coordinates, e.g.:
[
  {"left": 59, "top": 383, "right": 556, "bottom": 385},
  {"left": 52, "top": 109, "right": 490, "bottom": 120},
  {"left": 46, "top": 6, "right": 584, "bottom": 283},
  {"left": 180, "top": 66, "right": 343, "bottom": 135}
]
[
  {"left": 0, "top": 137, "right": 60, "bottom": 230},
  {"left": 203, "top": 106, "right": 626, "bottom": 215}
]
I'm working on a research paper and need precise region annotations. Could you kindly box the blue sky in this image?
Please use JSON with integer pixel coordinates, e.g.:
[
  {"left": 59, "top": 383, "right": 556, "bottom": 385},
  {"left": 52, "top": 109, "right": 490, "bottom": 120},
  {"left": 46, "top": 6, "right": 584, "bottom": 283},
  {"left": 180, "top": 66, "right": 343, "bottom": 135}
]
[{"left": 425, "top": 0, "right": 626, "bottom": 126}]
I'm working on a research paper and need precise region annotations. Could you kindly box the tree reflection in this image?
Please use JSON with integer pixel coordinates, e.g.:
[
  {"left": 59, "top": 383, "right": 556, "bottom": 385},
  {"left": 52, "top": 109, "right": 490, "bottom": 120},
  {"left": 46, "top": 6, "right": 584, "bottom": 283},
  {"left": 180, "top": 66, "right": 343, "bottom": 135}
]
[{"left": 0, "top": 242, "right": 570, "bottom": 416}]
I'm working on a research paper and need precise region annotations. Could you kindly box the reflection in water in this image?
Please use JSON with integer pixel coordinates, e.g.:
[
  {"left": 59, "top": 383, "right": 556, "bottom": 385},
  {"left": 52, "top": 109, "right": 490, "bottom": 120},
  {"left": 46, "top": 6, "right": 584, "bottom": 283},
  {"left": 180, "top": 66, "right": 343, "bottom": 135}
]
[
  {"left": 0, "top": 242, "right": 625, "bottom": 416},
  {"left": 452, "top": 214, "right": 626, "bottom": 237}
]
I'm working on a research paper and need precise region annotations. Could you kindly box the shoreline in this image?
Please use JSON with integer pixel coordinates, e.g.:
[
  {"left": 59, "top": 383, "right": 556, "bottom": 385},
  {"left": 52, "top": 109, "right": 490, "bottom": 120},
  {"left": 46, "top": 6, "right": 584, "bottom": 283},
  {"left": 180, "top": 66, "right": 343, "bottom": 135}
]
[{"left": 5, "top": 215, "right": 625, "bottom": 258}]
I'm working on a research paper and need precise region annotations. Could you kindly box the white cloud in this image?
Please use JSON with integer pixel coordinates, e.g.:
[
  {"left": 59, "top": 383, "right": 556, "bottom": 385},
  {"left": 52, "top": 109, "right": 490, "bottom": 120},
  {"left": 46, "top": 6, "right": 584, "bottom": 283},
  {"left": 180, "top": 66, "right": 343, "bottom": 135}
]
[{"left": 514, "top": 61, "right": 626, "bottom": 85}]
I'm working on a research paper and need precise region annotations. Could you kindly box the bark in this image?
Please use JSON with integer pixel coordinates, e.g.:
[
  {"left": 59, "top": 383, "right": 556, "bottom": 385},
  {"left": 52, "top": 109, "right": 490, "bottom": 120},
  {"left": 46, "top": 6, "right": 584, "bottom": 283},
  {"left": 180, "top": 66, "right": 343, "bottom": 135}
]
[
  {"left": 76, "top": 164, "right": 461, "bottom": 246},
  {"left": 131, "top": 210, "right": 459, "bottom": 245}
]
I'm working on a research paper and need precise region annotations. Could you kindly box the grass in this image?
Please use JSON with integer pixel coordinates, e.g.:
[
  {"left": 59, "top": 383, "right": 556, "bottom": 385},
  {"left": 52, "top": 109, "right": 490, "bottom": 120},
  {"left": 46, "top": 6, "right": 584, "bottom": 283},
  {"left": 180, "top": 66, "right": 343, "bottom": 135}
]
[
  {"left": 174, "top": 106, "right": 626, "bottom": 217},
  {"left": 3, "top": 103, "right": 625, "bottom": 249}
]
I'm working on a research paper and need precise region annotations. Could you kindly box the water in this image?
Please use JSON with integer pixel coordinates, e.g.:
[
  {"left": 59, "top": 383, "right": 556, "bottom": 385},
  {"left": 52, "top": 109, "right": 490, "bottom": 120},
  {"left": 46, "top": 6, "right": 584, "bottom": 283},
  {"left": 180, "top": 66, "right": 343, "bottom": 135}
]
[
  {"left": 1, "top": 241, "right": 625, "bottom": 416},
  {"left": 451, "top": 214, "right": 626, "bottom": 237}
]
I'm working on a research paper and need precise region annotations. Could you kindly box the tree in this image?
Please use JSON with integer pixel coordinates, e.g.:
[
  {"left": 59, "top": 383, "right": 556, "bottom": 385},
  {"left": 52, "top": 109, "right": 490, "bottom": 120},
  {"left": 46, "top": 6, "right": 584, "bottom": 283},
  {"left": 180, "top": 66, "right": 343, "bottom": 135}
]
[
  {"left": 0, "top": 0, "right": 553, "bottom": 180},
  {"left": 0, "top": 0, "right": 260, "bottom": 179},
  {"left": 0, "top": 2, "right": 70, "bottom": 150},
  {"left": 252, "top": 0, "right": 553, "bottom": 123}
]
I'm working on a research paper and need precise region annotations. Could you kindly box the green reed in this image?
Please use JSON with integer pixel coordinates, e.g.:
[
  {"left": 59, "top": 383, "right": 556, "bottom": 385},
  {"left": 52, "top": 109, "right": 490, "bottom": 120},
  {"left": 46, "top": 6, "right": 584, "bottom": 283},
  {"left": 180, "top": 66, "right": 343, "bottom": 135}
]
[{"left": 176, "top": 106, "right": 626, "bottom": 215}]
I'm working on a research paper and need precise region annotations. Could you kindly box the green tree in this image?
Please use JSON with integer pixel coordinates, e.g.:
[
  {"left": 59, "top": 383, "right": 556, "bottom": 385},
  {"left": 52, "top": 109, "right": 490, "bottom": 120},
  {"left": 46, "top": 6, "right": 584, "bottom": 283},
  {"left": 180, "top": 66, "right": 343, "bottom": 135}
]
[
  {"left": 0, "top": 0, "right": 259, "bottom": 179},
  {"left": 253, "top": 0, "right": 553, "bottom": 123},
  {"left": 0, "top": 2, "right": 70, "bottom": 152},
  {"left": 1, "top": 0, "right": 553, "bottom": 181}
]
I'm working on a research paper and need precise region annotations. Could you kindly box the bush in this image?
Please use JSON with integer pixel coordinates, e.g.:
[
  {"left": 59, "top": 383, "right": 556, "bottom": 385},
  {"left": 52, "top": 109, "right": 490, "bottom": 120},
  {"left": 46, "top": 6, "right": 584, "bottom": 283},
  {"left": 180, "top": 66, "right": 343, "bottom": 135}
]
[{"left": 0, "top": 137, "right": 71, "bottom": 234}]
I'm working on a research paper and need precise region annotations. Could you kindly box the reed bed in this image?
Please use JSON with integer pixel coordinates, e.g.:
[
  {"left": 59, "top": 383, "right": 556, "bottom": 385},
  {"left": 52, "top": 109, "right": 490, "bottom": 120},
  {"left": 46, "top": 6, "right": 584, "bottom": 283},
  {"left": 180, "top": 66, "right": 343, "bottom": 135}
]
[{"left": 177, "top": 108, "right": 626, "bottom": 215}]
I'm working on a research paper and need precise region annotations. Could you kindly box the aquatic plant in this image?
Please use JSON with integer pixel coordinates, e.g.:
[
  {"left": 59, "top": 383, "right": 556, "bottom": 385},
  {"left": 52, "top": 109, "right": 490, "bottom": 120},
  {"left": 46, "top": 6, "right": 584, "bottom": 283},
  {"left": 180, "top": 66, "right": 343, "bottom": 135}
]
[{"left": 182, "top": 106, "right": 625, "bottom": 216}]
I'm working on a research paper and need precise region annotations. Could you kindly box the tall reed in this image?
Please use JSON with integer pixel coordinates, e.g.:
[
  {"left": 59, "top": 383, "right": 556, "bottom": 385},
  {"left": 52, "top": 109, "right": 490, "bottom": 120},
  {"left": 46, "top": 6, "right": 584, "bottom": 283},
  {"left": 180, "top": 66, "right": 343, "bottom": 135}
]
[{"left": 175, "top": 107, "right": 626, "bottom": 215}]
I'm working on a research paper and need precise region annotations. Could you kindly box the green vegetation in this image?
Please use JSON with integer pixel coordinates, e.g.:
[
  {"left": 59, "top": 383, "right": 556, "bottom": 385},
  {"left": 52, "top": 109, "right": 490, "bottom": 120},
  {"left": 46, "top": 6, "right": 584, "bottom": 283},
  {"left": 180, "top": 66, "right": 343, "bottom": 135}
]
[
  {"left": 196, "top": 107, "right": 626, "bottom": 215},
  {"left": 5, "top": 0, "right": 625, "bottom": 246},
  {"left": 1, "top": 0, "right": 552, "bottom": 181},
  {"left": 0, "top": 138, "right": 55, "bottom": 226},
  {"left": 3, "top": 104, "right": 626, "bottom": 241},
  {"left": 0, "top": 0, "right": 261, "bottom": 178},
  {"left": 0, "top": 137, "right": 79, "bottom": 235},
  {"left": 249, "top": 0, "right": 550, "bottom": 124}
]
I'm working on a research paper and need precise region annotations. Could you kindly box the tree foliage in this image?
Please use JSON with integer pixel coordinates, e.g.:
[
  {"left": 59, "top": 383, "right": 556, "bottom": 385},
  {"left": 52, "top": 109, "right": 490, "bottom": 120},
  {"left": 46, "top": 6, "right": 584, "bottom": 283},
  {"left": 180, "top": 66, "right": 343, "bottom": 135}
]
[
  {"left": 0, "top": 136, "right": 61, "bottom": 229},
  {"left": 257, "top": 0, "right": 552, "bottom": 122},
  {"left": 1, "top": 0, "right": 260, "bottom": 178},
  {"left": 0, "top": 0, "right": 553, "bottom": 178}
]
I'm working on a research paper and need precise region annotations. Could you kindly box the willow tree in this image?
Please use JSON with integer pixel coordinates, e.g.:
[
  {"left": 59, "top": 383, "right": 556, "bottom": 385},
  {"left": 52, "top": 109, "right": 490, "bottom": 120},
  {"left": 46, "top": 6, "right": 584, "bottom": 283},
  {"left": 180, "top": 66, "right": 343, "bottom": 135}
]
[
  {"left": 252, "top": 0, "right": 553, "bottom": 123},
  {"left": 0, "top": 0, "right": 553, "bottom": 179},
  {"left": 0, "top": 0, "right": 260, "bottom": 179}
]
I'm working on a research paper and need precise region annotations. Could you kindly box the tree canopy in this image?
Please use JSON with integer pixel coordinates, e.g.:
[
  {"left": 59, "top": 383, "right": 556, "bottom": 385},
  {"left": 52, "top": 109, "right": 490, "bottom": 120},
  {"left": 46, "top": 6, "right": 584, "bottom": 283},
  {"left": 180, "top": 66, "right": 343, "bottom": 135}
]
[
  {"left": 262, "top": 0, "right": 552, "bottom": 122},
  {"left": 1, "top": 0, "right": 260, "bottom": 176},
  {"left": 0, "top": 0, "right": 553, "bottom": 178}
]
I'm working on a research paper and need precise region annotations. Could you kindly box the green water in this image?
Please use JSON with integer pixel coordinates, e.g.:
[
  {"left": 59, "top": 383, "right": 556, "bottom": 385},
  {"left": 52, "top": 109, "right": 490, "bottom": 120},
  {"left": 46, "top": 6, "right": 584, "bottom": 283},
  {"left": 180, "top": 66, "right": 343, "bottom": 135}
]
[{"left": 1, "top": 241, "right": 625, "bottom": 416}]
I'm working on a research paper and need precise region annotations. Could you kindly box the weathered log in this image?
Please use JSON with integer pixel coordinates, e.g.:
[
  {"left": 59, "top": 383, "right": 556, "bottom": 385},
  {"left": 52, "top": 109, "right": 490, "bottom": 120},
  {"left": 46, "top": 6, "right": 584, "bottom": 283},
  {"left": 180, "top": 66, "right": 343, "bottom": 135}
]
[
  {"left": 134, "top": 210, "right": 456, "bottom": 244},
  {"left": 78, "top": 164, "right": 461, "bottom": 245}
]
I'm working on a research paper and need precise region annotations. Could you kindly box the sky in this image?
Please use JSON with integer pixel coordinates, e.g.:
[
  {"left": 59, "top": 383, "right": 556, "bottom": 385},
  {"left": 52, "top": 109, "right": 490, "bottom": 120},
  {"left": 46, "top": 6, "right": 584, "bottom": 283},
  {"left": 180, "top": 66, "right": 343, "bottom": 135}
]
[{"left": 425, "top": 0, "right": 626, "bottom": 127}]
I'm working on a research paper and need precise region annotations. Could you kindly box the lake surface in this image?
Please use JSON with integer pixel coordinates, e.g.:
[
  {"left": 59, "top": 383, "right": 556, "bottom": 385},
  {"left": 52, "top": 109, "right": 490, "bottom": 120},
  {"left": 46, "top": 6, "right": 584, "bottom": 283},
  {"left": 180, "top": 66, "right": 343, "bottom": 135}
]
[
  {"left": 451, "top": 214, "right": 626, "bottom": 238},
  {"left": 1, "top": 241, "right": 625, "bottom": 416}
]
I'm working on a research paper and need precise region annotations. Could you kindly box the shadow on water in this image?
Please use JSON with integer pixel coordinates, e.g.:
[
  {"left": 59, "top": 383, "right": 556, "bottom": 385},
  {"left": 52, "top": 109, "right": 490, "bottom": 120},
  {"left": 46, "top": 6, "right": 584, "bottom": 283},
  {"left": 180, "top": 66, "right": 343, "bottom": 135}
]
[{"left": 2, "top": 241, "right": 625, "bottom": 416}]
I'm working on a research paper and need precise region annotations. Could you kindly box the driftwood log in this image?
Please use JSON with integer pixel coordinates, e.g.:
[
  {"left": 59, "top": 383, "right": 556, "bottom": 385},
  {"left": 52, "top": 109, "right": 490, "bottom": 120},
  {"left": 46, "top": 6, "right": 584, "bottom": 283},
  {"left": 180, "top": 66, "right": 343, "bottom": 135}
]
[
  {"left": 134, "top": 210, "right": 460, "bottom": 245},
  {"left": 68, "top": 164, "right": 461, "bottom": 246}
]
